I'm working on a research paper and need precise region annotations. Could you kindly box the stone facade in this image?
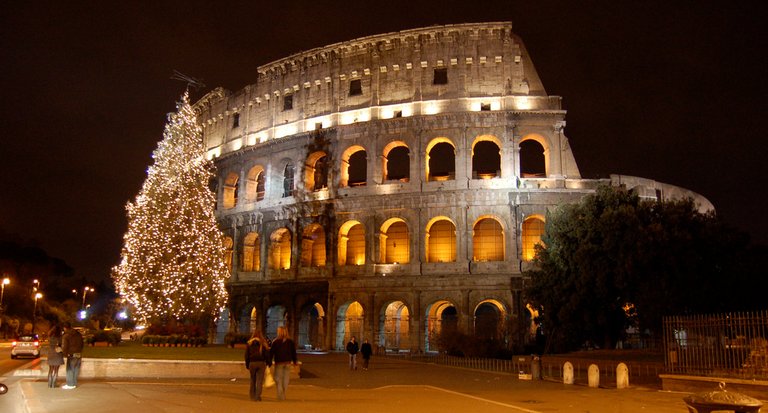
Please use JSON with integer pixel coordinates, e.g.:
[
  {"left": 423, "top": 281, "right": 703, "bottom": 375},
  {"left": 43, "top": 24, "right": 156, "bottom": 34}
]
[{"left": 195, "top": 22, "right": 711, "bottom": 352}]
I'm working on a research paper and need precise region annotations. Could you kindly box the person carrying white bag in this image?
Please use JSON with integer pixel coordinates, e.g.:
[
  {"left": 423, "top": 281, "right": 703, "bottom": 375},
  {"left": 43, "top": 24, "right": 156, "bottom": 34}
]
[{"left": 244, "top": 330, "right": 273, "bottom": 401}]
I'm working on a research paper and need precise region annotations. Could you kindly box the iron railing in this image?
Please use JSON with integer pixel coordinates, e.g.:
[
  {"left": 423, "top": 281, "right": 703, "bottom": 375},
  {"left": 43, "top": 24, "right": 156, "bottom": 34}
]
[{"left": 663, "top": 311, "right": 768, "bottom": 379}]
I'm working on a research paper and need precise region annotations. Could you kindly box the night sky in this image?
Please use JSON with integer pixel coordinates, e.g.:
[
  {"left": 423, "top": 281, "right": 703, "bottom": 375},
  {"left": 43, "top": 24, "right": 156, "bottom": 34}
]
[{"left": 1, "top": 1, "right": 766, "bottom": 283}]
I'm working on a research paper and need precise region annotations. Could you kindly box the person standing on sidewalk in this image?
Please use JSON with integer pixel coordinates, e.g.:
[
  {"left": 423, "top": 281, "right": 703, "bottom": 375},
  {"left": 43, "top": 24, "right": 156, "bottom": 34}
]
[
  {"left": 360, "top": 338, "right": 372, "bottom": 370},
  {"left": 46, "top": 324, "right": 65, "bottom": 388},
  {"left": 61, "top": 322, "right": 83, "bottom": 389},
  {"left": 269, "top": 326, "right": 297, "bottom": 401},
  {"left": 244, "top": 329, "right": 271, "bottom": 401},
  {"left": 346, "top": 336, "right": 359, "bottom": 370}
]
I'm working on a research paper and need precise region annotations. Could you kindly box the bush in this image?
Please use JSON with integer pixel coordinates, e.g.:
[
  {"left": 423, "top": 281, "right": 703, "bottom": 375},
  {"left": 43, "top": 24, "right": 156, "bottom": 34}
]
[
  {"left": 224, "top": 332, "right": 249, "bottom": 347},
  {"left": 437, "top": 331, "right": 512, "bottom": 358},
  {"left": 88, "top": 329, "right": 121, "bottom": 346}
]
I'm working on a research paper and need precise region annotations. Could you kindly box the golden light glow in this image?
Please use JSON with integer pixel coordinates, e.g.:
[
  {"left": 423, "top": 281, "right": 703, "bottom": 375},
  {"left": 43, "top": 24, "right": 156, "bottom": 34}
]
[
  {"left": 338, "top": 221, "right": 365, "bottom": 266},
  {"left": 473, "top": 217, "right": 504, "bottom": 262},
  {"left": 522, "top": 216, "right": 545, "bottom": 261},
  {"left": 426, "top": 217, "right": 456, "bottom": 263}
]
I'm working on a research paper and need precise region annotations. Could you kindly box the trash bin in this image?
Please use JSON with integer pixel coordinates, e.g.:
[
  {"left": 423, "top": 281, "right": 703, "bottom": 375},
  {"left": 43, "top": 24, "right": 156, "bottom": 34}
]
[
  {"left": 683, "top": 382, "right": 762, "bottom": 413},
  {"left": 531, "top": 355, "right": 542, "bottom": 380}
]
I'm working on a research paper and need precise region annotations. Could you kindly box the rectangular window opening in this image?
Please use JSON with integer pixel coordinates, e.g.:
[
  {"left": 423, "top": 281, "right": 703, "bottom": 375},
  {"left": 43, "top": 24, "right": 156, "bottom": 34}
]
[
  {"left": 480, "top": 103, "right": 491, "bottom": 111},
  {"left": 283, "top": 94, "right": 293, "bottom": 111},
  {"left": 433, "top": 68, "right": 448, "bottom": 85},
  {"left": 232, "top": 113, "right": 240, "bottom": 128},
  {"left": 349, "top": 79, "right": 362, "bottom": 96}
]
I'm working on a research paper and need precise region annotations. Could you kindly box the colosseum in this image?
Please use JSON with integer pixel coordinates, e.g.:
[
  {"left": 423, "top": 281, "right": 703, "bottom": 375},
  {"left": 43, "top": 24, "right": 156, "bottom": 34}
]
[{"left": 194, "top": 22, "right": 712, "bottom": 352}]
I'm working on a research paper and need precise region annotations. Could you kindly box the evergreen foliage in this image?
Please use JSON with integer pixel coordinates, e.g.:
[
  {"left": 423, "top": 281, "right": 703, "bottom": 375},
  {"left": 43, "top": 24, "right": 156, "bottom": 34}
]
[{"left": 112, "top": 92, "right": 229, "bottom": 325}]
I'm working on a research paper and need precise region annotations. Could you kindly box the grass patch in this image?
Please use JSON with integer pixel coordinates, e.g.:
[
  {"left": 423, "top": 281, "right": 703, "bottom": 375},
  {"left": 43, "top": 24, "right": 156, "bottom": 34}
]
[{"left": 82, "top": 339, "right": 244, "bottom": 361}]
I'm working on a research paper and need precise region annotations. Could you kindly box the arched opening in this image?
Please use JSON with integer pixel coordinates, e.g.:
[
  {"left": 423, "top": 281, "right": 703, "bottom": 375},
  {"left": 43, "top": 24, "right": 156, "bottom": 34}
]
[
  {"left": 298, "top": 302, "right": 325, "bottom": 350},
  {"left": 305, "top": 151, "right": 329, "bottom": 191},
  {"left": 426, "top": 139, "right": 455, "bottom": 181},
  {"left": 522, "top": 215, "right": 545, "bottom": 261},
  {"left": 241, "top": 232, "right": 260, "bottom": 271},
  {"left": 245, "top": 166, "right": 266, "bottom": 202},
  {"left": 520, "top": 139, "right": 546, "bottom": 178},
  {"left": 425, "top": 300, "right": 458, "bottom": 352},
  {"left": 472, "top": 138, "right": 501, "bottom": 179},
  {"left": 383, "top": 141, "right": 410, "bottom": 182},
  {"left": 239, "top": 304, "right": 257, "bottom": 336},
  {"left": 341, "top": 145, "right": 367, "bottom": 187},
  {"left": 336, "top": 301, "right": 364, "bottom": 350},
  {"left": 269, "top": 228, "right": 292, "bottom": 270},
  {"left": 426, "top": 217, "right": 456, "bottom": 263},
  {"left": 266, "top": 305, "right": 287, "bottom": 340},
  {"left": 380, "top": 218, "right": 409, "bottom": 264},
  {"left": 223, "top": 172, "right": 239, "bottom": 209},
  {"left": 282, "top": 162, "right": 295, "bottom": 198},
  {"left": 474, "top": 300, "right": 506, "bottom": 341},
  {"left": 301, "top": 224, "right": 326, "bottom": 267},
  {"left": 223, "top": 236, "right": 234, "bottom": 273},
  {"left": 473, "top": 217, "right": 505, "bottom": 262},
  {"left": 338, "top": 221, "right": 365, "bottom": 266},
  {"left": 379, "top": 301, "right": 410, "bottom": 351}
]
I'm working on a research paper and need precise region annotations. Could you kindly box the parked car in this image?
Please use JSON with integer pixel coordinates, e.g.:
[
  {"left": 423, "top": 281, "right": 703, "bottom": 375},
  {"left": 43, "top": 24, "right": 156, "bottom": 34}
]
[{"left": 11, "top": 334, "right": 40, "bottom": 359}]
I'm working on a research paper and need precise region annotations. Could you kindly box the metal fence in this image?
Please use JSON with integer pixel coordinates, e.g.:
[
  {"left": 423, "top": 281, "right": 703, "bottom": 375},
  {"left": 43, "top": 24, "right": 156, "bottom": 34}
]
[{"left": 663, "top": 311, "right": 768, "bottom": 379}]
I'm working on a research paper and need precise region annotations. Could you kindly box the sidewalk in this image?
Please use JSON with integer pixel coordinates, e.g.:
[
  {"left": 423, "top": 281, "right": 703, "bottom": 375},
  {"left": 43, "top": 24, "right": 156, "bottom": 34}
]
[{"left": 14, "top": 353, "right": 694, "bottom": 413}]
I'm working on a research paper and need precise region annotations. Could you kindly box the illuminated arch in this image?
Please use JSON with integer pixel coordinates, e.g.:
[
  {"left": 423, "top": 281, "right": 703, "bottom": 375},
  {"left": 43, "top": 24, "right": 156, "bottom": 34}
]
[
  {"left": 269, "top": 228, "right": 292, "bottom": 270},
  {"left": 241, "top": 232, "right": 260, "bottom": 271},
  {"left": 473, "top": 299, "right": 507, "bottom": 340},
  {"left": 379, "top": 300, "right": 410, "bottom": 350},
  {"left": 282, "top": 161, "right": 295, "bottom": 197},
  {"left": 340, "top": 145, "right": 367, "bottom": 187},
  {"left": 266, "top": 304, "right": 287, "bottom": 338},
  {"left": 521, "top": 215, "right": 545, "bottom": 261},
  {"left": 301, "top": 223, "right": 326, "bottom": 267},
  {"left": 336, "top": 301, "right": 364, "bottom": 350},
  {"left": 425, "top": 299, "right": 458, "bottom": 352},
  {"left": 382, "top": 141, "right": 410, "bottom": 182},
  {"left": 425, "top": 216, "right": 456, "bottom": 263},
  {"left": 305, "top": 151, "right": 329, "bottom": 191},
  {"left": 223, "top": 236, "right": 234, "bottom": 273},
  {"left": 471, "top": 135, "right": 502, "bottom": 179},
  {"left": 472, "top": 216, "right": 505, "bottom": 261},
  {"left": 222, "top": 172, "right": 239, "bottom": 209},
  {"left": 520, "top": 134, "right": 550, "bottom": 178},
  {"left": 379, "top": 218, "right": 409, "bottom": 264},
  {"left": 245, "top": 165, "right": 266, "bottom": 202},
  {"left": 338, "top": 220, "right": 366, "bottom": 266},
  {"left": 425, "top": 137, "right": 455, "bottom": 182},
  {"left": 239, "top": 304, "right": 257, "bottom": 335}
]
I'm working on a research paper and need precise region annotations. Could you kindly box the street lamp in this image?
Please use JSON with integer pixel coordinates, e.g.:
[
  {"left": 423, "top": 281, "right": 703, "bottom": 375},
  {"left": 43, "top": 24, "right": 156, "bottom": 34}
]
[
  {"left": 32, "top": 292, "right": 43, "bottom": 333},
  {"left": 0, "top": 277, "right": 9, "bottom": 309},
  {"left": 80, "top": 286, "right": 95, "bottom": 309}
]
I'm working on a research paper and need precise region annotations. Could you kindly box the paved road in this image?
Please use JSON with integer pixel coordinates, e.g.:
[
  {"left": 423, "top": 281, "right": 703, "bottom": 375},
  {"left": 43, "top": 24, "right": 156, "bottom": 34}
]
[{"left": 3, "top": 352, "right": 699, "bottom": 413}]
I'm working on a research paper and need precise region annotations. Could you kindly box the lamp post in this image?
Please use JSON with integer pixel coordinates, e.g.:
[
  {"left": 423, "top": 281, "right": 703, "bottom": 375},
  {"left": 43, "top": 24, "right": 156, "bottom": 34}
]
[
  {"left": 32, "top": 292, "right": 43, "bottom": 333},
  {"left": 80, "top": 286, "right": 95, "bottom": 309},
  {"left": 0, "top": 277, "right": 9, "bottom": 309}
]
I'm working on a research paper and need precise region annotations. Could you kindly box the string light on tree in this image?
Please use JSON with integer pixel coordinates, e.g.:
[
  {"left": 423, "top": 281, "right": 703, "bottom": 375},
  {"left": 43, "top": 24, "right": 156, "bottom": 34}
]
[{"left": 112, "top": 92, "right": 230, "bottom": 325}]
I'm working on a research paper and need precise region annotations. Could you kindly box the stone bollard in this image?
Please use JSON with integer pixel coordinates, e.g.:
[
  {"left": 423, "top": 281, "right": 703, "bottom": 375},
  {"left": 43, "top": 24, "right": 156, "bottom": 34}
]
[
  {"left": 588, "top": 364, "right": 600, "bottom": 388},
  {"left": 563, "top": 361, "right": 574, "bottom": 385},
  {"left": 616, "top": 363, "right": 629, "bottom": 389}
]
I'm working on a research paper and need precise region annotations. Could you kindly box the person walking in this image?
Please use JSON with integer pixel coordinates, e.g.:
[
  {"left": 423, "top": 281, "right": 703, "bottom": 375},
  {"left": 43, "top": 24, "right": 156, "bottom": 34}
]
[
  {"left": 346, "top": 336, "right": 359, "bottom": 370},
  {"left": 269, "top": 326, "right": 297, "bottom": 401},
  {"left": 61, "top": 322, "right": 83, "bottom": 389},
  {"left": 244, "top": 329, "right": 271, "bottom": 401},
  {"left": 360, "top": 338, "right": 372, "bottom": 370},
  {"left": 46, "top": 325, "right": 65, "bottom": 388}
]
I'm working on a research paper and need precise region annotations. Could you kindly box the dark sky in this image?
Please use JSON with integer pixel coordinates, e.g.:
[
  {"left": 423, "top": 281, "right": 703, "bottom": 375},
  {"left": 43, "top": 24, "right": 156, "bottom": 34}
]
[{"left": 1, "top": 1, "right": 766, "bottom": 282}]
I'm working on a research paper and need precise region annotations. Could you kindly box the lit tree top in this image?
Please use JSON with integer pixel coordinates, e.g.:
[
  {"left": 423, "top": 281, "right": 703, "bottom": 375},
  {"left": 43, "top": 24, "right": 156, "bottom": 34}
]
[{"left": 113, "top": 92, "right": 229, "bottom": 324}]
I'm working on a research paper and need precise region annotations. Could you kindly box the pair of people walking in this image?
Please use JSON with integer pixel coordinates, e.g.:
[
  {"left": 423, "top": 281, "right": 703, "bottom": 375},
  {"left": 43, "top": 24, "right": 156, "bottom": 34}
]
[
  {"left": 47, "top": 322, "right": 83, "bottom": 389},
  {"left": 346, "top": 336, "right": 372, "bottom": 370},
  {"left": 244, "top": 326, "right": 297, "bottom": 401}
]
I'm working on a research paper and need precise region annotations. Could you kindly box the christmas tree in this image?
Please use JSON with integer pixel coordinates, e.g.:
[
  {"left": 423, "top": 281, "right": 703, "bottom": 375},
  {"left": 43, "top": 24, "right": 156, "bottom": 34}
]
[{"left": 113, "top": 92, "right": 229, "bottom": 325}]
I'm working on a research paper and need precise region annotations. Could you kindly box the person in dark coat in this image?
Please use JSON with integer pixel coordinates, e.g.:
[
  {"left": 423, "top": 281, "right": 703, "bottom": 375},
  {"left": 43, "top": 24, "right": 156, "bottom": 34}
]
[
  {"left": 46, "top": 325, "right": 65, "bottom": 388},
  {"left": 346, "top": 336, "right": 359, "bottom": 370},
  {"left": 269, "top": 326, "right": 297, "bottom": 401},
  {"left": 360, "top": 338, "right": 373, "bottom": 370},
  {"left": 61, "top": 322, "right": 83, "bottom": 389},
  {"left": 244, "top": 329, "right": 271, "bottom": 401}
]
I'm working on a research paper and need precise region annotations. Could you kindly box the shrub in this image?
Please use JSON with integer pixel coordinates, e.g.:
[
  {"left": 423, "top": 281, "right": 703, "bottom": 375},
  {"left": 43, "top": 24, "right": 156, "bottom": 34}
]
[
  {"left": 88, "top": 329, "right": 121, "bottom": 346},
  {"left": 224, "top": 332, "right": 249, "bottom": 347}
]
